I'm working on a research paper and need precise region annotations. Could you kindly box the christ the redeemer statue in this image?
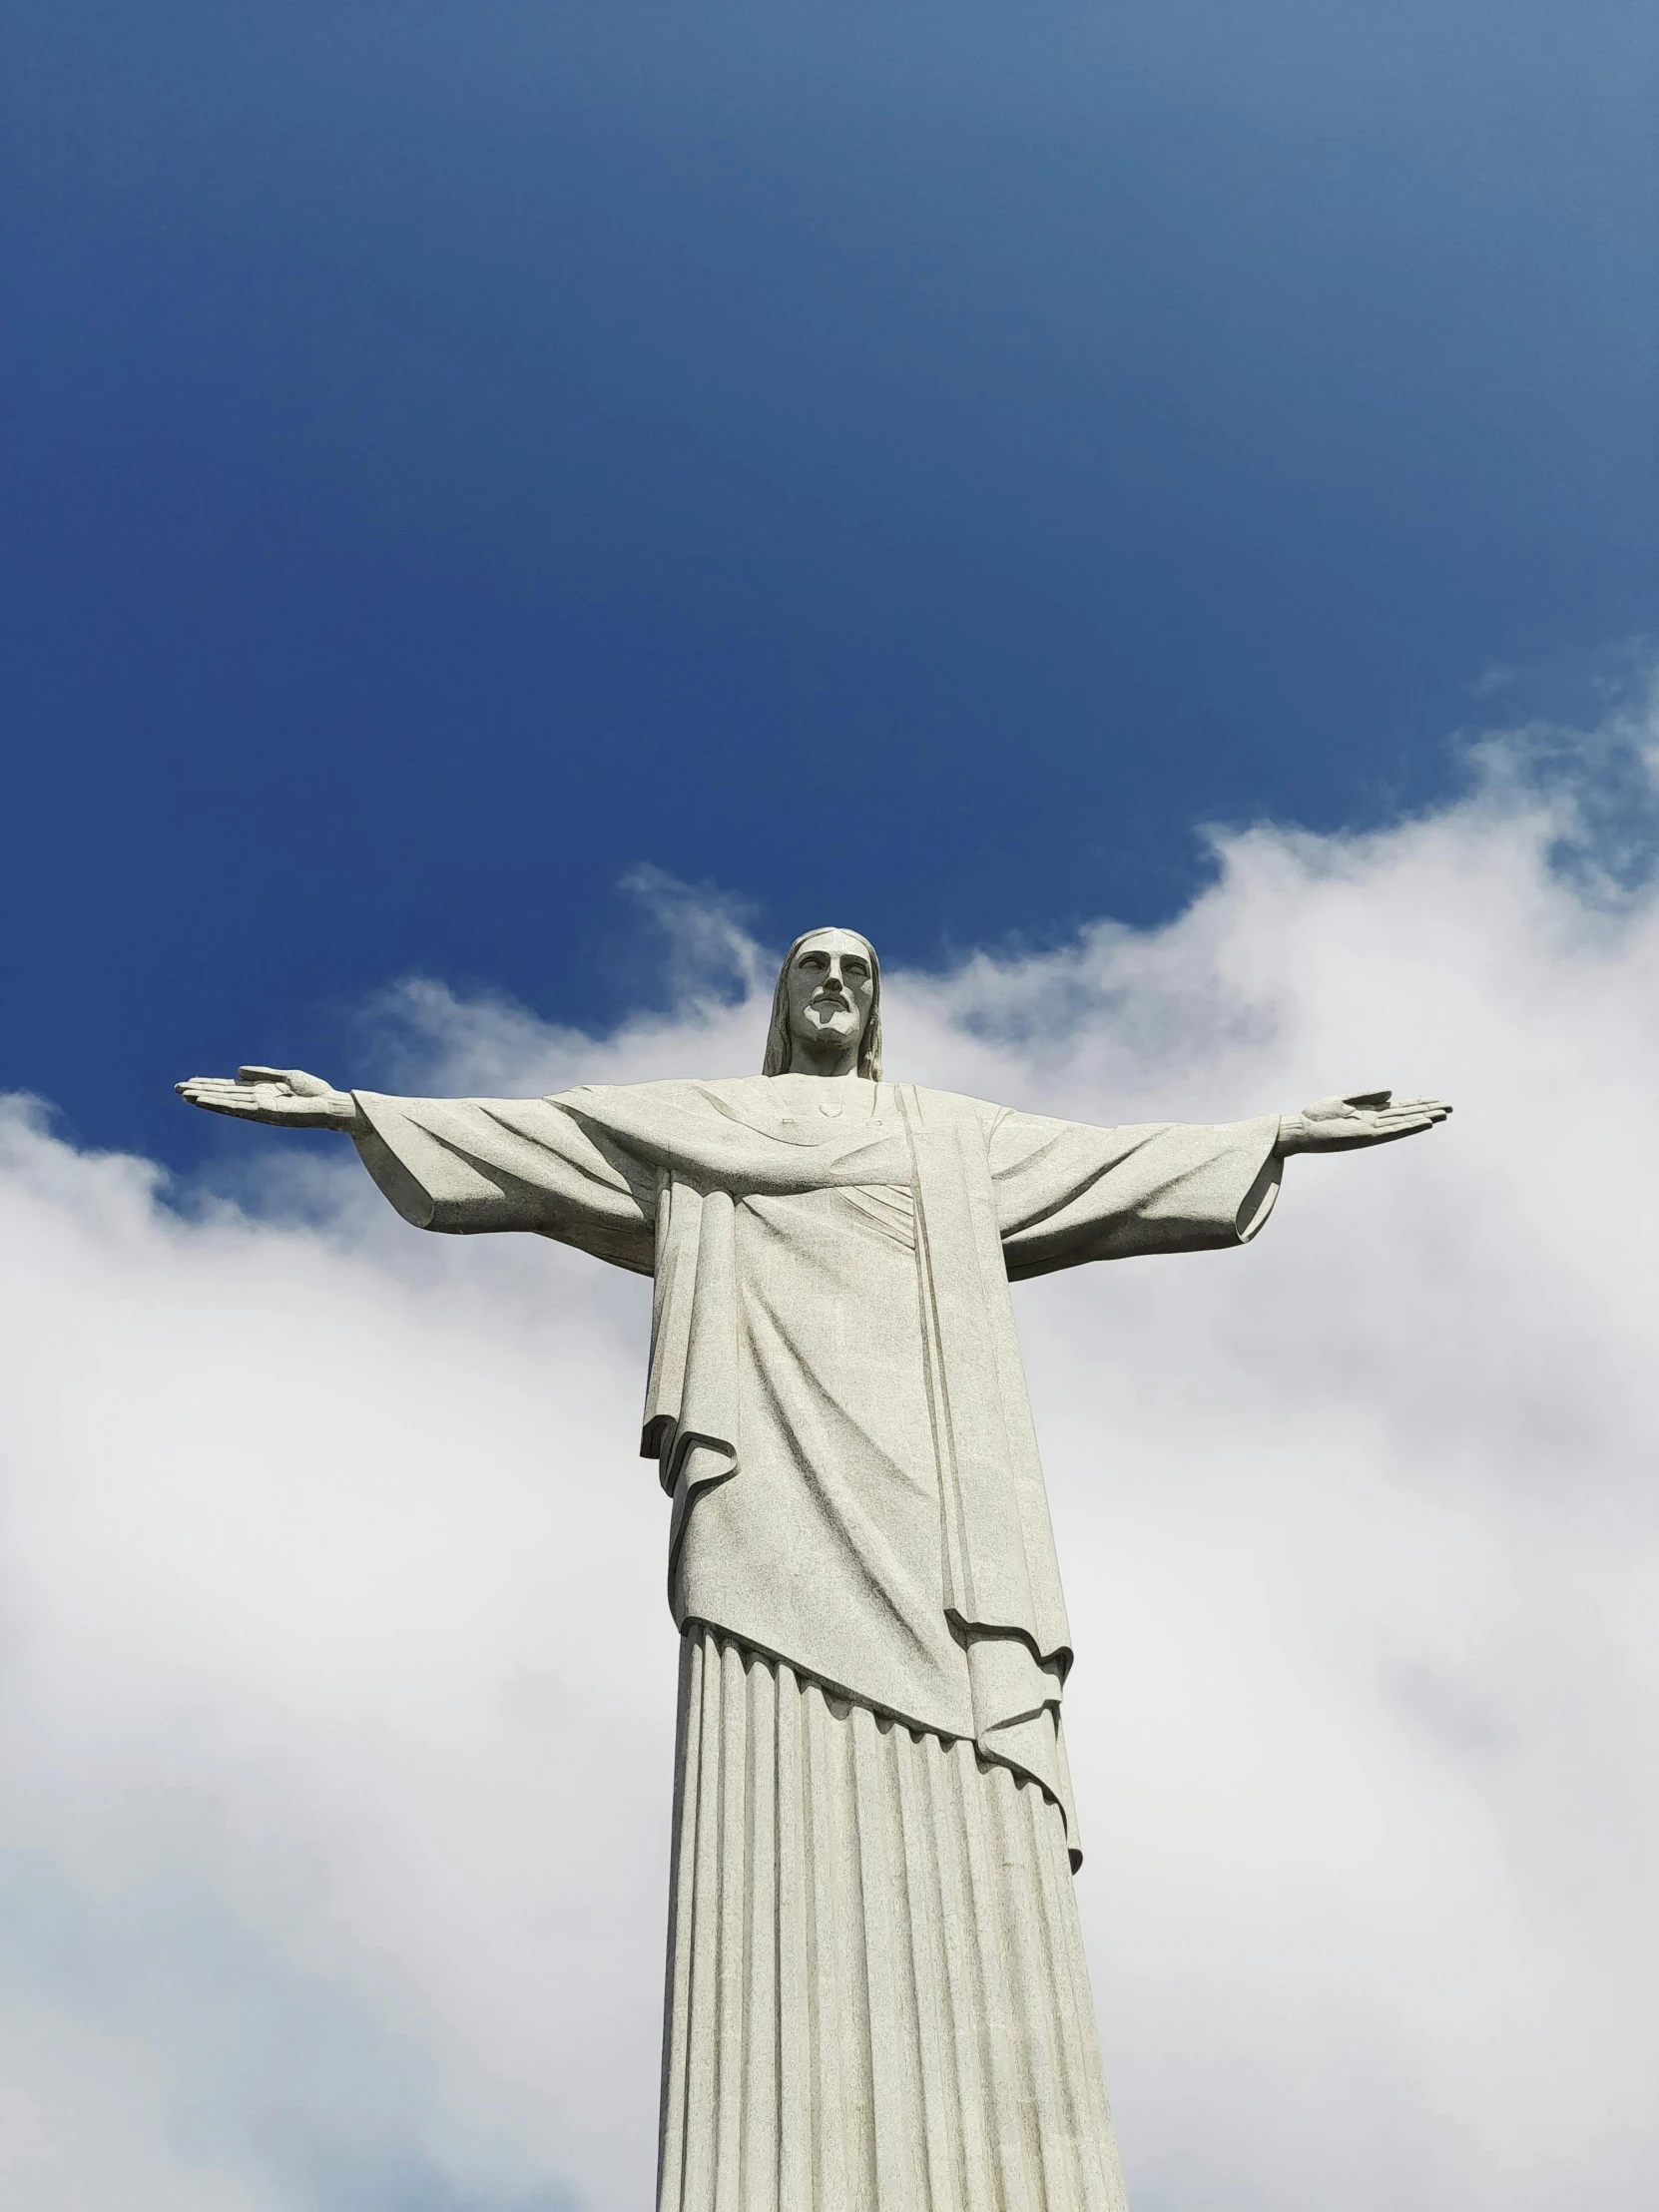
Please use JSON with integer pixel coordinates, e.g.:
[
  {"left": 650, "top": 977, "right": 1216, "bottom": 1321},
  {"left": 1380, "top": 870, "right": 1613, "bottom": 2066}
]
[{"left": 179, "top": 928, "right": 1449, "bottom": 2212}]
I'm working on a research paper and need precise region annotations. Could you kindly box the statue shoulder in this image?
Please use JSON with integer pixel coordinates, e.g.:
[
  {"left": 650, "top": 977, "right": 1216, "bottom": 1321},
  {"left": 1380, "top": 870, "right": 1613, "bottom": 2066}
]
[{"left": 900, "top": 1082, "right": 1009, "bottom": 1130}]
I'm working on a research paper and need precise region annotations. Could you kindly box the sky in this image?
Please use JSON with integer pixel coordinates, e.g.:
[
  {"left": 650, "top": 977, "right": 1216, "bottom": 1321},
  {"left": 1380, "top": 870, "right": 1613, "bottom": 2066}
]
[
  {"left": 4, "top": 699, "right": 1659, "bottom": 2212},
  {"left": 3, "top": 7, "right": 1658, "bottom": 2211},
  {"left": 3, "top": 0, "right": 1655, "bottom": 1163}
]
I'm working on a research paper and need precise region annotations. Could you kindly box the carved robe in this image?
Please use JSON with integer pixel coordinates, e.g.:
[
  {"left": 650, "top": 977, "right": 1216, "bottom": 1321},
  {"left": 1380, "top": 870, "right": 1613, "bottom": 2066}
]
[{"left": 349, "top": 1070, "right": 1281, "bottom": 2212}]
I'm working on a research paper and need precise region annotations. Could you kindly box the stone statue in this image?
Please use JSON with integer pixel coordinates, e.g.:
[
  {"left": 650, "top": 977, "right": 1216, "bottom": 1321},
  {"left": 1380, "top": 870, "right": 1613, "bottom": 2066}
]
[{"left": 178, "top": 928, "right": 1449, "bottom": 2212}]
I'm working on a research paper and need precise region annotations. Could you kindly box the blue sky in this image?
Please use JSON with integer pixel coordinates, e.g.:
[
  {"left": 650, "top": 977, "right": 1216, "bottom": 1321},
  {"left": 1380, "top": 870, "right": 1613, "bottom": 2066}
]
[{"left": 4, "top": 0, "right": 1654, "bottom": 1164}]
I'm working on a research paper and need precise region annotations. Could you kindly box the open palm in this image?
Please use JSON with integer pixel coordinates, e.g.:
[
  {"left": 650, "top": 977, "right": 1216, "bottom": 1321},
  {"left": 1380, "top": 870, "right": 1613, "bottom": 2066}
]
[
  {"left": 1276, "top": 1088, "right": 1451, "bottom": 1155},
  {"left": 174, "top": 1066, "right": 358, "bottom": 1130}
]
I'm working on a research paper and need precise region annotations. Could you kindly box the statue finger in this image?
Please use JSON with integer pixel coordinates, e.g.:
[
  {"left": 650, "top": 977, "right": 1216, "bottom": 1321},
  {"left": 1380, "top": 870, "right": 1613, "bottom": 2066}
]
[
  {"left": 237, "top": 1065, "right": 294, "bottom": 1086},
  {"left": 1340, "top": 1088, "right": 1392, "bottom": 1109},
  {"left": 179, "top": 1085, "right": 253, "bottom": 1109}
]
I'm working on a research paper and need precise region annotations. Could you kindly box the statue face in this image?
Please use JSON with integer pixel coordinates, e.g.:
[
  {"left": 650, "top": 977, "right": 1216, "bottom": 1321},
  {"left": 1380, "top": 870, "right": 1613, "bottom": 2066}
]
[{"left": 786, "top": 930, "right": 875, "bottom": 1064}]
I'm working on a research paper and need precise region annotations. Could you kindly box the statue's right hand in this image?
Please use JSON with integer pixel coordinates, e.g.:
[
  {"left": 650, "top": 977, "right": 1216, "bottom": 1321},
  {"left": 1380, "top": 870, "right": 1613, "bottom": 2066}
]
[{"left": 174, "top": 1067, "right": 359, "bottom": 1130}]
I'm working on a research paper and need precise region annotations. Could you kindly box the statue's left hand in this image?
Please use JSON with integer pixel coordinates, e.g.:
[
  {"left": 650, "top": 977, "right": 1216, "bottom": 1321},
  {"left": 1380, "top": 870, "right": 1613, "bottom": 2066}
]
[
  {"left": 174, "top": 1067, "right": 359, "bottom": 1131},
  {"left": 1275, "top": 1088, "right": 1451, "bottom": 1156}
]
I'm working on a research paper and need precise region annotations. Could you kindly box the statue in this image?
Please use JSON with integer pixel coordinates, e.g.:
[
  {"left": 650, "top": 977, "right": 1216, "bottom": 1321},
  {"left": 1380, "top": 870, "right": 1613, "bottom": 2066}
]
[{"left": 178, "top": 928, "right": 1449, "bottom": 2212}]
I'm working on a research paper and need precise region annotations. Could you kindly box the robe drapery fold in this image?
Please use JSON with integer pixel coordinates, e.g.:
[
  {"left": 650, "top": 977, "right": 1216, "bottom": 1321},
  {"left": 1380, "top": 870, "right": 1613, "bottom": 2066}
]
[{"left": 351, "top": 1073, "right": 1279, "bottom": 1860}]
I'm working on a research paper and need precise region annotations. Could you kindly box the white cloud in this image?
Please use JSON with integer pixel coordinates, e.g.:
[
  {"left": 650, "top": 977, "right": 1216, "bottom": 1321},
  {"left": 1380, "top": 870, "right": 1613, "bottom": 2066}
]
[{"left": 3, "top": 691, "right": 1657, "bottom": 2210}]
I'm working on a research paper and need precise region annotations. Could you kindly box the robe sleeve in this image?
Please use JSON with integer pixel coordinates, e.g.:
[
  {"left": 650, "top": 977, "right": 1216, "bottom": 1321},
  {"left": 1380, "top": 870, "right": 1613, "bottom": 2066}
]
[
  {"left": 348, "top": 1091, "right": 658, "bottom": 1275},
  {"left": 990, "top": 1106, "right": 1283, "bottom": 1281}
]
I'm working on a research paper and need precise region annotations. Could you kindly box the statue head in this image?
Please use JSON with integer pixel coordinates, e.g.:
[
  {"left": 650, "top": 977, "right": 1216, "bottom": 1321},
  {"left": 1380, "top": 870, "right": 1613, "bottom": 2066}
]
[{"left": 762, "top": 927, "right": 882, "bottom": 1081}]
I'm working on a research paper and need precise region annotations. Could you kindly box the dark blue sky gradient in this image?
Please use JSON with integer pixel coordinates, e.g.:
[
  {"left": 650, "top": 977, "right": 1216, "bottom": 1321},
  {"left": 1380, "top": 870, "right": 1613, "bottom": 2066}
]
[{"left": 4, "top": 1, "right": 1655, "bottom": 1161}]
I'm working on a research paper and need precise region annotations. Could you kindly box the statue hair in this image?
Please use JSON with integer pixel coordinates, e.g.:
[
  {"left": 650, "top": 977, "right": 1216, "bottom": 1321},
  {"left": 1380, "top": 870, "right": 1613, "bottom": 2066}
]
[{"left": 762, "top": 928, "right": 882, "bottom": 1081}]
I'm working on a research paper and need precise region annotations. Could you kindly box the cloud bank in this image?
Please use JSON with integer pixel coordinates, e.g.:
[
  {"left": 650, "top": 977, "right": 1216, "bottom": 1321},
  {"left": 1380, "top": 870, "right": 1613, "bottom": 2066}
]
[{"left": 3, "top": 692, "right": 1657, "bottom": 2211}]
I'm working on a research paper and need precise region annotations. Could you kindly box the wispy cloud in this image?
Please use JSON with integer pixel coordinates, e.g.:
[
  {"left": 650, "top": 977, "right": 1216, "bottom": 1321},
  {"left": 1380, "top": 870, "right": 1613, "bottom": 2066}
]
[{"left": 3, "top": 688, "right": 1657, "bottom": 2209}]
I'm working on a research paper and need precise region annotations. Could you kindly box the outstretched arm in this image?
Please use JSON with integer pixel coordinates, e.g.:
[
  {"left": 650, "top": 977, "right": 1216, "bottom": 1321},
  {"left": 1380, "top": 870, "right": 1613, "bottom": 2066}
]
[
  {"left": 177, "top": 1064, "right": 657, "bottom": 1268},
  {"left": 176, "top": 1067, "right": 358, "bottom": 1130},
  {"left": 991, "top": 1082, "right": 1451, "bottom": 1279},
  {"left": 1275, "top": 1088, "right": 1451, "bottom": 1156}
]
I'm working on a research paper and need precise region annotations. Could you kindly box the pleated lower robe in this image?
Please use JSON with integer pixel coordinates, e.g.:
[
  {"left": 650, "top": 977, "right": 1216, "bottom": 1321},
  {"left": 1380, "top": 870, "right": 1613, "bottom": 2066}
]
[{"left": 659, "top": 1627, "right": 1130, "bottom": 2212}]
